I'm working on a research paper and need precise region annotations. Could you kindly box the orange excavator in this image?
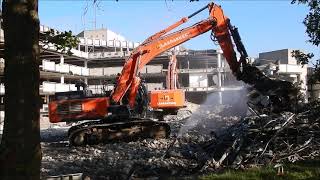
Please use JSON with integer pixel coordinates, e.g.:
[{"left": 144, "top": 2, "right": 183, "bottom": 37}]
[
  {"left": 149, "top": 54, "right": 185, "bottom": 120},
  {"left": 49, "top": 2, "right": 298, "bottom": 145}
]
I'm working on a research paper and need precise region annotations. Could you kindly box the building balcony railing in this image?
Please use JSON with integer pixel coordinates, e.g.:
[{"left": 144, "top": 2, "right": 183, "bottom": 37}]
[
  {"left": 41, "top": 82, "right": 78, "bottom": 93},
  {"left": 178, "top": 67, "right": 231, "bottom": 73},
  {"left": 278, "top": 64, "right": 306, "bottom": 74},
  {"left": 41, "top": 59, "right": 89, "bottom": 76}
]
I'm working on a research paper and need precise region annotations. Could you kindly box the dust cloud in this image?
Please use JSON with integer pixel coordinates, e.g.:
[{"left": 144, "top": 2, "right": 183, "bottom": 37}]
[{"left": 178, "top": 87, "right": 248, "bottom": 138}]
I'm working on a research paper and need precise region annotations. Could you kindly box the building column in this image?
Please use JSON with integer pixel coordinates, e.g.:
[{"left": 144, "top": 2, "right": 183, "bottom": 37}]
[
  {"left": 217, "top": 49, "right": 223, "bottom": 89},
  {"left": 127, "top": 41, "right": 130, "bottom": 53},
  {"left": 60, "top": 55, "right": 64, "bottom": 84},
  {"left": 84, "top": 60, "right": 88, "bottom": 84},
  {"left": 187, "top": 60, "right": 190, "bottom": 70},
  {"left": 60, "top": 55, "right": 64, "bottom": 64},
  {"left": 60, "top": 76, "right": 65, "bottom": 84},
  {"left": 84, "top": 38, "right": 88, "bottom": 53},
  {"left": 217, "top": 49, "right": 223, "bottom": 104},
  {"left": 218, "top": 91, "right": 222, "bottom": 105},
  {"left": 206, "top": 59, "right": 208, "bottom": 73}
]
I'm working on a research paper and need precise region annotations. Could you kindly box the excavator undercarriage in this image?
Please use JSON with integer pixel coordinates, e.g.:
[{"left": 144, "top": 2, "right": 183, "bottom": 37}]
[
  {"left": 51, "top": 83, "right": 172, "bottom": 146},
  {"left": 68, "top": 118, "right": 170, "bottom": 146}
]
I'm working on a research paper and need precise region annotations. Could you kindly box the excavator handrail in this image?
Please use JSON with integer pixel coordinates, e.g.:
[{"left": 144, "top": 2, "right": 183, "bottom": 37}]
[{"left": 188, "top": 4, "right": 209, "bottom": 19}]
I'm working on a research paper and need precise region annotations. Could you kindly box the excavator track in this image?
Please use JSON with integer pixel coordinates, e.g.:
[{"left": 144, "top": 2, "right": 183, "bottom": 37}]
[{"left": 68, "top": 119, "right": 171, "bottom": 146}]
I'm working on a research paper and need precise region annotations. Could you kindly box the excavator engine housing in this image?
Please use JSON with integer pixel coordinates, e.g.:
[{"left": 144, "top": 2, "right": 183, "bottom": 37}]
[{"left": 149, "top": 89, "right": 185, "bottom": 109}]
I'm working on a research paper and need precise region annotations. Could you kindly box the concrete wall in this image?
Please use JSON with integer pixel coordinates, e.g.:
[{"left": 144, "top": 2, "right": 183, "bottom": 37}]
[
  {"left": 278, "top": 64, "right": 308, "bottom": 92},
  {"left": 0, "top": 59, "right": 4, "bottom": 69},
  {"left": 189, "top": 73, "right": 208, "bottom": 88},
  {"left": 146, "top": 83, "right": 163, "bottom": 90},
  {"left": 146, "top": 65, "right": 162, "bottom": 73},
  {"left": 86, "top": 83, "right": 164, "bottom": 93},
  {"left": 140, "top": 66, "right": 147, "bottom": 74},
  {"left": 89, "top": 68, "right": 104, "bottom": 76},
  {"left": 259, "top": 49, "right": 297, "bottom": 65},
  {"left": 42, "top": 60, "right": 89, "bottom": 76},
  {"left": 88, "top": 65, "right": 163, "bottom": 76},
  {"left": 103, "top": 67, "right": 122, "bottom": 76},
  {"left": 0, "top": 84, "right": 4, "bottom": 94},
  {"left": 78, "top": 28, "right": 126, "bottom": 42},
  {"left": 42, "top": 82, "right": 78, "bottom": 93}
]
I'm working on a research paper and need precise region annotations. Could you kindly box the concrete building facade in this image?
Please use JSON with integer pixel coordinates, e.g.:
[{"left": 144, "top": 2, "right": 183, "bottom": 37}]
[{"left": 77, "top": 28, "right": 126, "bottom": 42}]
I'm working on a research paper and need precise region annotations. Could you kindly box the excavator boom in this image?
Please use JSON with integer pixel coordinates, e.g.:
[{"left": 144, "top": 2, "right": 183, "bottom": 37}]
[{"left": 111, "top": 3, "right": 242, "bottom": 108}]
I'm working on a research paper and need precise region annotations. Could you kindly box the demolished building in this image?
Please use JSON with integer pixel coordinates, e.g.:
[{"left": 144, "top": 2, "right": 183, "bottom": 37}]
[{"left": 254, "top": 49, "right": 308, "bottom": 101}]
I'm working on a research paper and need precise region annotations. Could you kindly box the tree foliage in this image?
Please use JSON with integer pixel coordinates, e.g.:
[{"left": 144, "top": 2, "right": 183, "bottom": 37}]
[
  {"left": 42, "top": 30, "right": 80, "bottom": 55},
  {"left": 291, "top": 0, "right": 320, "bottom": 83},
  {"left": 308, "top": 59, "right": 320, "bottom": 84},
  {"left": 291, "top": 50, "right": 314, "bottom": 65},
  {"left": 292, "top": 0, "right": 320, "bottom": 46}
]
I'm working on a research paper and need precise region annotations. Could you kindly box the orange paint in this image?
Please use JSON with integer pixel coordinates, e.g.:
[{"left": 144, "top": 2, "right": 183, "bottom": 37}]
[
  {"left": 149, "top": 89, "right": 185, "bottom": 109},
  {"left": 49, "top": 97, "right": 109, "bottom": 123}
]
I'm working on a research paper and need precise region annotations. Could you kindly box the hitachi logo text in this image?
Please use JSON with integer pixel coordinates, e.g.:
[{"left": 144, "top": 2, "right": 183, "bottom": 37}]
[{"left": 158, "top": 33, "right": 189, "bottom": 49}]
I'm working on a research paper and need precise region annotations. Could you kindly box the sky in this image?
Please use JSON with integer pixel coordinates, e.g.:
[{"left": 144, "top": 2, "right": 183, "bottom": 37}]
[{"left": 38, "top": 0, "right": 319, "bottom": 61}]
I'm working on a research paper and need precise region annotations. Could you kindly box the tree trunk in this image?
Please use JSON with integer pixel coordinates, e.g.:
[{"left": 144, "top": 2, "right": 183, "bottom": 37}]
[{"left": 0, "top": 0, "right": 41, "bottom": 179}]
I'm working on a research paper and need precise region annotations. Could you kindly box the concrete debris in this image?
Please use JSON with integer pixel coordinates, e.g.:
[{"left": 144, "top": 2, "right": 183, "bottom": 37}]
[
  {"left": 197, "top": 101, "right": 320, "bottom": 171},
  {"left": 163, "top": 102, "right": 199, "bottom": 121},
  {"left": 239, "top": 64, "right": 302, "bottom": 113},
  {"left": 41, "top": 102, "right": 241, "bottom": 179},
  {"left": 41, "top": 100, "right": 320, "bottom": 179},
  {"left": 45, "top": 173, "right": 83, "bottom": 180}
]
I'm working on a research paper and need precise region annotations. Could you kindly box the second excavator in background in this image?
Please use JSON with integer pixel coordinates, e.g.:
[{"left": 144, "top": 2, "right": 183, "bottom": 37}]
[
  {"left": 48, "top": 2, "right": 300, "bottom": 146},
  {"left": 149, "top": 54, "right": 186, "bottom": 120}
]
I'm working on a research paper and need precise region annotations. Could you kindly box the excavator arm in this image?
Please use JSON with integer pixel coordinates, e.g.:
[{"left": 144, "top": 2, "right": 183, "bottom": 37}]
[
  {"left": 166, "top": 54, "right": 178, "bottom": 90},
  {"left": 112, "top": 2, "right": 299, "bottom": 113},
  {"left": 111, "top": 3, "right": 243, "bottom": 108}
]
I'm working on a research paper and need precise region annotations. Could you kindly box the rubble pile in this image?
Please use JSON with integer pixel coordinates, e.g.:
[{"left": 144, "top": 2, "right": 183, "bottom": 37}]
[
  {"left": 239, "top": 64, "right": 302, "bottom": 113},
  {"left": 197, "top": 101, "right": 320, "bottom": 171},
  {"left": 163, "top": 102, "right": 199, "bottom": 121},
  {"left": 41, "top": 103, "right": 242, "bottom": 179},
  {"left": 41, "top": 101, "right": 320, "bottom": 179}
]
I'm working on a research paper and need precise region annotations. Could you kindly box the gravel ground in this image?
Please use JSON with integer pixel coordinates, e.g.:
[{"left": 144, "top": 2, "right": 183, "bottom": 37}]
[{"left": 41, "top": 102, "right": 244, "bottom": 179}]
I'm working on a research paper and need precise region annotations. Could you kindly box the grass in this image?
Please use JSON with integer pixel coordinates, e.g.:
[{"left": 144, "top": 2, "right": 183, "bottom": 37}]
[{"left": 200, "top": 160, "right": 320, "bottom": 180}]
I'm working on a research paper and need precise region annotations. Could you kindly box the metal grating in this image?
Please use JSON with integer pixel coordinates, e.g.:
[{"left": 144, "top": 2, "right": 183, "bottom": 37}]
[{"left": 57, "top": 102, "right": 82, "bottom": 115}]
